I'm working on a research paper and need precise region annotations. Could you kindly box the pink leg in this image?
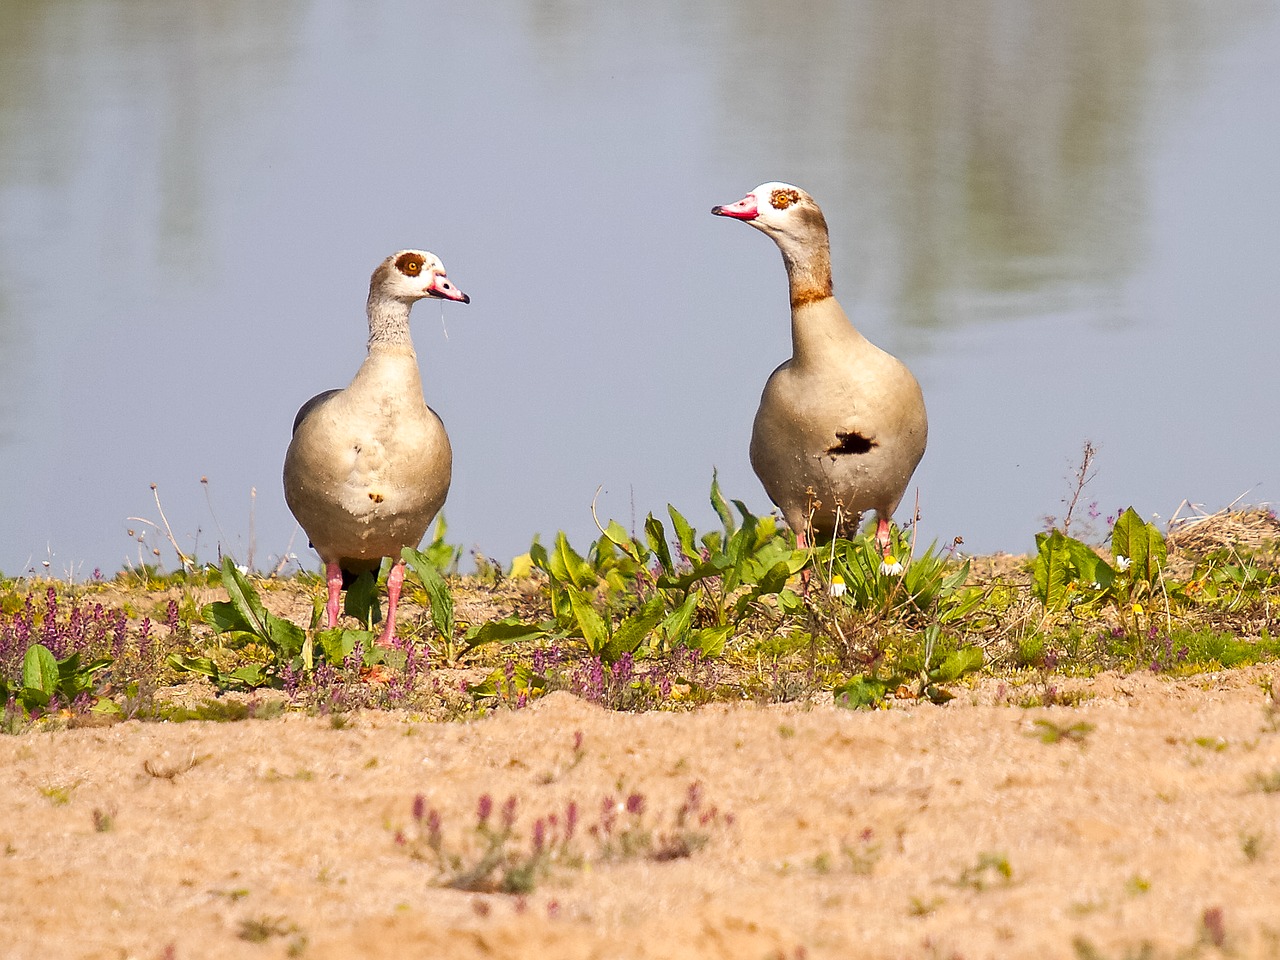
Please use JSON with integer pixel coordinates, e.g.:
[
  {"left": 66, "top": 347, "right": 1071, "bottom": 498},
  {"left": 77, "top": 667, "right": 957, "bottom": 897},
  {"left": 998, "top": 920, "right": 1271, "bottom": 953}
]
[
  {"left": 378, "top": 560, "right": 406, "bottom": 646},
  {"left": 325, "top": 562, "right": 343, "bottom": 628},
  {"left": 875, "top": 517, "right": 892, "bottom": 557}
]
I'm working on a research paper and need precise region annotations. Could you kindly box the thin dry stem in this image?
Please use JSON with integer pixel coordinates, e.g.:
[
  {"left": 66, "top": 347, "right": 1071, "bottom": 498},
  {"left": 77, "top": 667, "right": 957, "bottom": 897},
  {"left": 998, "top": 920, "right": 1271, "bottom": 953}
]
[{"left": 149, "top": 483, "right": 194, "bottom": 572}]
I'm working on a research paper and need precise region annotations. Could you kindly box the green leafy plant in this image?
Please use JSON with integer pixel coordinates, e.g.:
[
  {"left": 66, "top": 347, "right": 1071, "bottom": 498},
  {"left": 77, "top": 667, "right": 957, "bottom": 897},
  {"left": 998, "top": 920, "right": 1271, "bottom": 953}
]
[
  {"left": 402, "top": 547, "right": 459, "bottom": 661},
  {"left": 170, "top": 558, "right": 397, "bottom": 690},
  {"left": 1, "top": 643, "right": 112, "bottom": 715},
  {"left": 466, "top": 475, "right": 803, "bottom": 670}
]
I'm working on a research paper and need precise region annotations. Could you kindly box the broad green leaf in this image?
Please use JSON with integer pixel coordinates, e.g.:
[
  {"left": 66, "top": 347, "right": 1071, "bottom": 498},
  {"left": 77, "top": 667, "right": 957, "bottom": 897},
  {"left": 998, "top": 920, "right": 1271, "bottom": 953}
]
[
  {"left": 602, "top": 597, "right": 666, "bottom": 662},
  {"left": 316, "top": 628, "right": 359, "bottom": 666},
  {"left": 1033, "top": 530, "right": 1073, "bottom": 610},
  {"left": 19, "top": 687, "right": 50, "bottom": 711},
  {"left": 21, "top": 644, "right": 58, "bottom": 696},
  {"left": 722, "top": 513, "right": 760, "bottom": 592},
  {"left": 709, "top": 470, "right": 735, "bottom": 538},
  {"left": 203, "top": 600, "right": 255, "bottom": 635},
  {"left": 528, "top": 538, "right": 549, "bottom": 575},
  {"left": 420, "top": 515, "right": 462, "bottom": 575},
  {"left": 1111, "top": 507, "right": 1167, "bottom": 583},
  {"left": 1065, "top": 538, "right": 1114, "bottom": 594},
  {"left": 565, "top": 585, "right": 609, "bottom": 655},
  {"left": 834, "top": 675, "right": 890, "bottom": 709},
  {"left": 668, "top": 505, "right": 698, "bottom": 561},
  {"left": 938, "top": 586, "right": 987, "bottom": 624},
  {"left": 463, "top": 618, "right": 549, "bottom": 650},
  {"left": 56, "top": 654, "right": 111, "bottom": 699},
  {"left": 741, "top": 537, "right": 801, "bottom": 582},
  {"left": 644, "top": 514, "right": 675, "bottom": 576},
  {"left": 776, "top": 588, "right": 806, "bottom": 617},
  {"left": 265, "top": 614, "right": 305, "bottom": 660},
  {"left": 733, "top": 561, "right": 792, "bottom": 622},
  {"left": 467, "top": 663, "right": 546, "bottom": 700},
  {"left": 602, "top": 520, "right": 646, "bottom": 564},
  {"left": 658, "top": 593, "right": 698, "bottom": 647},
  {"left": 656, "top": 554, "right": 732, "bottom": 592},
  {"left": 218, "top": 557, "right": 270, "bottom": 640},
  {"left": 166, "top": 654, "right": 219, "bottom": 678},
  {"left": 403, "top": 547, "right": 455, "bottom": 643},
  {"left": 552, "top": 532, "right": 594, "bottom": 589},
  {"left": 688, "top": 624, "right": 732, "bottom": 658},
  {"left": 932, "top": 646, "right": 984, "bottom": 683},
  {"left": 225, "top": 664, "right": 272, "bottom": 689},
  {"left": 940, "top": 560, "right": 972, "bottom": 594},
  {"left": 343, "top": 570, "right": 381, "bottom": 628}
]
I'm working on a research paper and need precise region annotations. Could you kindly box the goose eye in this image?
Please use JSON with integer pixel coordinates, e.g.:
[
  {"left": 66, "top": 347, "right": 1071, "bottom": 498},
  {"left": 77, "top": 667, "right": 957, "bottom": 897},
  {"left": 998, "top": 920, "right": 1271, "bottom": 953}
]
[
  {"left": 770, "top": 188, "right": 800, "bottom": 210},
  {"left": 395, "top": 252, "right": 424, "bottom": 276}
]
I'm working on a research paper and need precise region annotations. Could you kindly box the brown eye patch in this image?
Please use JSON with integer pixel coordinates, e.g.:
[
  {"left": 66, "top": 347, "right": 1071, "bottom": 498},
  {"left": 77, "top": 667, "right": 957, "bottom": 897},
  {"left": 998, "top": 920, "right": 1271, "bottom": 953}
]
[
  {"left": 770, "top": 188, "right": 801, "bottom": 210},
  {"left": 395, "top": 252, "right": 425, "bottom": 277}
]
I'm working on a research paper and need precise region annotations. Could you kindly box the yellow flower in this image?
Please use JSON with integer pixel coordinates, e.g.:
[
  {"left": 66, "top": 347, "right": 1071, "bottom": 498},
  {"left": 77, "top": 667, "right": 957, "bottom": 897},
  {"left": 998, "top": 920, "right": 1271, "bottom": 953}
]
[
  {"left": 1131, "top": 603, "right": 1144, "bottom": 616},
  {"left": 828, "top": 575, "right": 846, "bottom": 598}
]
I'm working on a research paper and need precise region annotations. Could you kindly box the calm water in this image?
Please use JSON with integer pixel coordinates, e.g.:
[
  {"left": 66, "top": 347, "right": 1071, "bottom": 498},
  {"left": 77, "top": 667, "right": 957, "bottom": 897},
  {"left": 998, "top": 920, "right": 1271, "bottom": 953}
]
[{"left": 1, "top": 1, "right": 1278, "bottom": 577}]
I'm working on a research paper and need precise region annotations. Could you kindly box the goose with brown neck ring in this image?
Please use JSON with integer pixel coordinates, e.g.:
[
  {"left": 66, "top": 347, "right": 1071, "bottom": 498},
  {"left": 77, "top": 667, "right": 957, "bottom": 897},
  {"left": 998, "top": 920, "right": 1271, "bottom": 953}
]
[{"left": 713, "top": 183, "right": 927, "bottom": 553}]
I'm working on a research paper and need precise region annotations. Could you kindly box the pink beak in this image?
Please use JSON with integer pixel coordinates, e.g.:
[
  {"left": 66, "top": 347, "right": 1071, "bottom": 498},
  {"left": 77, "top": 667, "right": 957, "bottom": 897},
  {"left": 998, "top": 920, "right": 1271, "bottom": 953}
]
[
  {"left": 426, "top": 274, "right": 470, "bottom": 303},
  {"left": 711, "top": 194, "right": 759, "bottom": 221}
]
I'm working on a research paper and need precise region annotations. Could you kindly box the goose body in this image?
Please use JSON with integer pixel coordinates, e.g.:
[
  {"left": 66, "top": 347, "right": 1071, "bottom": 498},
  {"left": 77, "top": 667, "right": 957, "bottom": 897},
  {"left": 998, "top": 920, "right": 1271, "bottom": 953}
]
[
  {"left": 283, "top": 250, "right": 469, "bottom": 641},
  {"left": 712, "top": 183, "right": 927, "bottom": 548}
]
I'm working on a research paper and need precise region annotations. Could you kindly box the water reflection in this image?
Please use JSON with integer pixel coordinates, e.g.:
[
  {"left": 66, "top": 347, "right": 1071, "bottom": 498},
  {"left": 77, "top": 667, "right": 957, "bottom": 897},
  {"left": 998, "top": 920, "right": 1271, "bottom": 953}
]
[{"left": 0, "top": 0, "right": 1275, "bottom": 574}]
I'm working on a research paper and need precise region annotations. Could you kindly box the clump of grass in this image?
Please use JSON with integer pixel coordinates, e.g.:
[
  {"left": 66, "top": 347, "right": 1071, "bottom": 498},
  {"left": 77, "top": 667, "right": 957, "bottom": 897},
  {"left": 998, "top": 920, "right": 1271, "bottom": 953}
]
[
  {"left": 37, "top": 780, "right": 79, "bottom": 806},
  {"left": 813, "top": 828, "right": 881, "bottom": 875},
  {"left": 396, "top": 781, "right": 732, "bottom": 894},
  {"left": 237, "top": 916, "right": 300, "bottom": 944},
  {"left": 952, "top": 852, "right": 1013, "bottom": 891},
  {"left": 143, "top": 753, "right": 206, "bottom": 782},
  {"left": 1240, "top": 831, "right": 1268, "bottom": 862},
  {"left": 1248, "top": 770, "right": 1280, "bottom": 794},
  {"left": 1030, "top": 719, "right": 1094, "bottom": 744}
]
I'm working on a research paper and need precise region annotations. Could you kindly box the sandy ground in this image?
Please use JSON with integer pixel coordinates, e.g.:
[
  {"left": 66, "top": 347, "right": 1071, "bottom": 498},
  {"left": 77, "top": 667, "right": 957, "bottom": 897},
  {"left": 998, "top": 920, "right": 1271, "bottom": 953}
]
[{"left": 3, "top": 667, "right": 1280, "bottom": 960}]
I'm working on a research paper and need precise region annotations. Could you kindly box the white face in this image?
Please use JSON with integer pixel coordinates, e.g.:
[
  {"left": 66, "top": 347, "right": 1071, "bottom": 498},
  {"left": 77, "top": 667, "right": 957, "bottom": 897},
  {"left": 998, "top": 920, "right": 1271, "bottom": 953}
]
[
  {"left": 711, "top": 182, "right": 812, "bottom": 235},
  {"left": 382, "top": 250, "right": 470, "bottom": 303}
]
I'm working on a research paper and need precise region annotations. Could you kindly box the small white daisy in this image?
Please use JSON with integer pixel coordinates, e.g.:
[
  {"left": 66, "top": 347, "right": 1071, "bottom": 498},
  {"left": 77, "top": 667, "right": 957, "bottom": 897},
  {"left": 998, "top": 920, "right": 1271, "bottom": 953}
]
[
  {"left": 1115, "top": 555, "right": 1132, "bottom": 572},
  {"left": 879, "top": 555, "right": 904, "bottom": 576},
  {"left": 828, "top": 575, "right": 847, "bottom": 598}
]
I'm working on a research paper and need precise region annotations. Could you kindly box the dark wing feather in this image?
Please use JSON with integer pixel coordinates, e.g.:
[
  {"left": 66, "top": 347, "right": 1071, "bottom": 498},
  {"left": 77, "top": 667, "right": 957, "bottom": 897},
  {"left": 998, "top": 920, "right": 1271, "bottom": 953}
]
[{"left": 291, "top": 389, "right": 342, "bottom": 436}]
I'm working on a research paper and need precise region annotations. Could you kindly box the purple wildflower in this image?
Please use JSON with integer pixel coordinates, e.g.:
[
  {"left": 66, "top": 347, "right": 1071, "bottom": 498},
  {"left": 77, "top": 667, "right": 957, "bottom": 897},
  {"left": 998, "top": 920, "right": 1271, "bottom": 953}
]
[
  {"left": 500, "top": 795, "right": 518, "bottom": 830},
  {"left": 532, "top": 818, "right": 546, "bottom": 852}
]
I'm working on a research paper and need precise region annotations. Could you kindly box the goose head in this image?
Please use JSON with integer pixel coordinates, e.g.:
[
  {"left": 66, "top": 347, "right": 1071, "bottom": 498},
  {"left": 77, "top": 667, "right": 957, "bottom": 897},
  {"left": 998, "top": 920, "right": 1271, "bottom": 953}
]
[
  {"left": 371, "top": 250, "right": 470, "bottom": 305},
  {"left": 712, "top": 182, "right": 829, "bottom": 251}
]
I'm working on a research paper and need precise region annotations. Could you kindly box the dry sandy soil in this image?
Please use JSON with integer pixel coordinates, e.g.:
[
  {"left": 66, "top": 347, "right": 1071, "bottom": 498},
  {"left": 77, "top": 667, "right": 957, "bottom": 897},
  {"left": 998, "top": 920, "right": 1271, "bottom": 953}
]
[{"left": 3, "top": 666, "right": 1280, "bottom": 960}]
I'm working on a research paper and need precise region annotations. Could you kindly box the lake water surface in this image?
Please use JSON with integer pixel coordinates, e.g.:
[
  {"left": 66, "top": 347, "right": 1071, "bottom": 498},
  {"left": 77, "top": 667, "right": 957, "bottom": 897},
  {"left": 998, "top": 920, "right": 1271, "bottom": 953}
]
[{"left": 1, "top": 1, "right": 1277, "bottom": 576}]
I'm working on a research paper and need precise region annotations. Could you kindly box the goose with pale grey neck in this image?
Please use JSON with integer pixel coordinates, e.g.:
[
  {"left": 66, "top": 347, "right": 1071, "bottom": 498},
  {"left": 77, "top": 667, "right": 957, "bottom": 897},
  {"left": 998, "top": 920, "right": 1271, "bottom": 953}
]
[
  {"left": 283, "top": 250, "right": 469, "bottom": 643},
  {"left": 712, "top": 183, "right": 927, "bottom": 553}
]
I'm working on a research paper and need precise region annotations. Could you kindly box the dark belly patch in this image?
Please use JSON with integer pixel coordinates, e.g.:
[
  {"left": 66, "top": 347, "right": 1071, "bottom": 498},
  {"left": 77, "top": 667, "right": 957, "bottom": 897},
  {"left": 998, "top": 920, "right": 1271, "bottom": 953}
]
[{"left": 828, "top": 431, "right": 876, "bottom": 456}]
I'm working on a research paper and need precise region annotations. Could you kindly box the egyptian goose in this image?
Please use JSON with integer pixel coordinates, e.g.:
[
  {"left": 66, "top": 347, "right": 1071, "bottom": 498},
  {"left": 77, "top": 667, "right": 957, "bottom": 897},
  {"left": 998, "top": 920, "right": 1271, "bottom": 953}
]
[
  {"left": 283, "top": 250, "right": 469, "bottom": 643},
  {"left": 712, "top": 183, "right": 927, "bottom": 553}
]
